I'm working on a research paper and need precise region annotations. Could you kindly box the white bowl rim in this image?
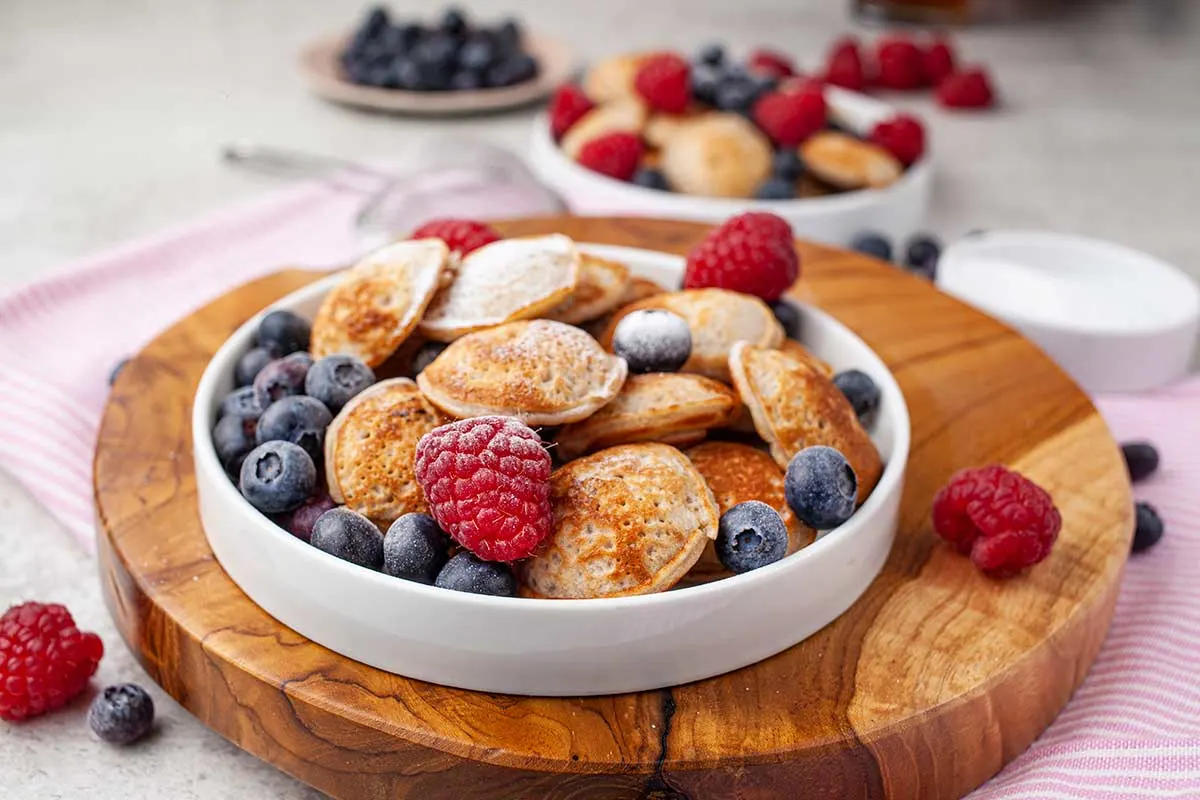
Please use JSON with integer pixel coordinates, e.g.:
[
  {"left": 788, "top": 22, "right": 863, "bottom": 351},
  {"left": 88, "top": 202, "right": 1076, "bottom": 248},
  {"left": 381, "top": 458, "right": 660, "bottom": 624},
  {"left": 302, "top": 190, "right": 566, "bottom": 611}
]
[
  {"left": 940, "top": 229, "right": 1200, "bottom": 336},
  {"left": 529, "top": 86, "right": 932, "bottom": 216},
  {"left": 192, "top": 243, "right": 911, "bottom": 615}
]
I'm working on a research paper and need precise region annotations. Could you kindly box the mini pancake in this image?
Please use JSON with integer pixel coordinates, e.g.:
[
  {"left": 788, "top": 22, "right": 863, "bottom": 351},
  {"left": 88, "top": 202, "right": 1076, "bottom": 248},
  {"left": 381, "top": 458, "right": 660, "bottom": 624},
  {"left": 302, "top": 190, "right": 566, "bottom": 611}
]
[
  {"left": 799, "top": 132, "right": 903, "bottom": 190},
  {"left": 545, "top": 253, "right": 631, "bottom": 325},
  {"left": 324, "top": 378, "right": 448, "bottom": 530},
  {"left": 518, "top": 443, "right": 719, "bottom": 598},
  {"left": 582, "top": 276, "right": 670, "bottom": 338},
  {"left": 780, "top": 338, "right": 834, "bottom": 377},
  {"left": 582, "top": 52, "right": 651, "bottom": 103},
  {"left": 561, "top": 99, "right": 649, "bottom": 160},
  {"left": 416, "top": 319, "right": 627, "bottom": 426},
  {"left": 660, "top": 112, "right": 773, "bottom": 198},
  {"left": 554, "top": 373, "right": 740, "bottom": 460},
  {"left": 729, "top": 342, "right": 882, "bottom": 503},
  {"left": 310, "top": 239, "right": 449, "bottom": 367},
  {"left": 682, "top": 441, "right": 816, "bottom": 585},
  {"left": 419, "top": 234, "right": 581, "bottom": 342},
  {"left": 600, "top": 289, "right": 785, "bottom": 382}
]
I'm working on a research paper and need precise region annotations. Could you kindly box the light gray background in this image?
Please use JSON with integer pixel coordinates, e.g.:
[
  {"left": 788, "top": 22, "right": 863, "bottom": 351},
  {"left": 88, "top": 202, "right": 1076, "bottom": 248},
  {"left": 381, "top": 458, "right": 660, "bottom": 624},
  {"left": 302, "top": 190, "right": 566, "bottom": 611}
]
[{"left": 1, "top": 0, "right": 1198, "bottom": 797}]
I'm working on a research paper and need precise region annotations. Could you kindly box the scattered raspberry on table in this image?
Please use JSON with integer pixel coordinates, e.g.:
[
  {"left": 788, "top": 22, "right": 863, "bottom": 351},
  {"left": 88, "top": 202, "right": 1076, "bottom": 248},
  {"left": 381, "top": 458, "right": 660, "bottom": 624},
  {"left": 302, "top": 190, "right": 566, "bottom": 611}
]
[
  {"left": 937, "top": 67, "right": 997, "bottom": 109},
  {"left": 932, "top": 465, "right": 1061, "bottom": 577},
  {"left": 410, "top": 218, "right": 502, "bottom": 255},
  {"left": 414, "top": 416, "right": 553, "bottom": 562},
  {"left": 823, "top": 37, "right": 868, "bottom": 92},
  {"left": 0, "top": 602, "right": 104, "bottom": 722}
]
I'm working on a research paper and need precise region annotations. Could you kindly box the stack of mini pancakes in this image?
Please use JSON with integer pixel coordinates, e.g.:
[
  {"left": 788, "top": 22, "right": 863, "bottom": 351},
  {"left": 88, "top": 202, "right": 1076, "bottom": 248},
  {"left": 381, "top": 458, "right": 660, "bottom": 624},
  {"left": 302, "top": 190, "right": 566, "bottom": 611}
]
[{"left": 308, "top": 233, "right": 881, "bottom": 598}]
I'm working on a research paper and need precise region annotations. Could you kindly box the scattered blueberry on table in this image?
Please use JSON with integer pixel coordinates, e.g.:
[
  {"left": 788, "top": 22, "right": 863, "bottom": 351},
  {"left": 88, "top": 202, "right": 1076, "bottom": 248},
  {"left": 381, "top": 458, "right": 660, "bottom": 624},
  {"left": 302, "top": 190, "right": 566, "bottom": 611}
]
[
  {"left": 1132, "top": 501, "right": 1164, "bottom": 553},
  {"left": 340, "top": 5, "right": 538, "bottom": 92},
  {"left": 1121, "top": 441, "right": 1160, "bottom": 483},
  {"left": 435, "top": 552, "right": 518, "bottom": 596},
  {"left": 785, "top": 445, "right": 859, "bottom": 530},
  {"left": 383, "top": 513, "right": 453, "bottom": 584},
  {"left": 833, "top": 369, "right": 881, "bottom": 421},
  {"left": 850, "top": 231, "right": 893, "bottom": 262},
  {"left": 904, "top": 233, "right": 942, "bottom": 279},
  {"left": 611, "top": 309, "right": 693, "bottom": 374},
  {"left": 88, "top": 684, "right": 155, "bottom": 746},
  {"left": 715, "top": 501, "right": 789, "bottom": 573}
]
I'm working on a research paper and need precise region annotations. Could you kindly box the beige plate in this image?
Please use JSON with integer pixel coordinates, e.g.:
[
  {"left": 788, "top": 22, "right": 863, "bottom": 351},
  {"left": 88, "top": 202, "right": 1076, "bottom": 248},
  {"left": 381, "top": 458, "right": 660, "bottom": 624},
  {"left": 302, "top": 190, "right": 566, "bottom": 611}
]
[{"left": 299, "top": 33, "right": 576, "bottom": 116}]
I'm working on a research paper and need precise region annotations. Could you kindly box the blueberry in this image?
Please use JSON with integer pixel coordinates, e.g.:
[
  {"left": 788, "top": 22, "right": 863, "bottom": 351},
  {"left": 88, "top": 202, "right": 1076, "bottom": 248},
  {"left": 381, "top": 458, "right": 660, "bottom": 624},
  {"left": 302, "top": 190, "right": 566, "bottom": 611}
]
[
  {"left": 691, "top": 66, "right": 721, "bottom": 105},
  {"left": 108, "top": 357, "right": 130, "bottom": 386},
  {"left": 235, "top": 346, "right": 275, "bottom": 387},
  {"left": 219, "top": 385, "right": 263, "bottom": 420},
  {"left": 770, "top": 300, "right": 802, "bottom": 340},
  {"left": 256, "top": 310, "right": 310, "bottom": 356},
  {"left": 412, "top": 341, "right": 448, "bottom": 375},
  {"left": 440, "top": 7, "right": 468, "bottom": 36},
  {"left": 255, "top": 395, "right": 332, "bottom": 463},
  {"left": 239, "top": 441, "right": 316, "bottom": 514},
  {"left": 715, "top": 501, "right": 789, "bottom": 573},
  {"left": 632, "top": 168, "right": 670, "bottom": 191},
  {"left": 785, "top": 446, "right": 858, "bottom": 530},
  {"left": 611, "top": 309, "right": 692, "bottom": 374},
  {"left": 850, "top": 231, "right": 893, "bottom": 262},
  {"left": 494, "top": 18, "right": 523, "bottom": 51},
  {"left": 383, "top": 513, "right": 453, "bottom": 584},
  {"left": 833, "top": 369, "right": 881, "bottom": 421},
  {"left": 305, "top": 354, "right": 375, "bottom": 413},
  {"left": 1121, "top": 441, "right": 1160, "bottom": 483},
  {"left": 487, "top": 54, "right": 538, "bottom": 87},
  {"left": 458, "top": 35, "right": 497, "bottom": 71},
  {"left": 361, "top": 6, "right": 390, "bottom": 37},
  {"left": 1132, "top": 501, "right": 1164, "bottom": 553},
  {"left": 275, "top": 490, "right": 336, "bottom": 543},
  {"left": 413, "top": 33, "right": 458, "bottom": 68},
  {"left": 904, "top": 233, "right": 941, "bottom": 279},
  {"left": 772, "top": 149, "right": 805, "bottom": 181},
  {"left": 435, "top": 552, "right": 517, "bottom": 596},
  {"left": 212, "top": 414, "right": 257, "bottom": 477},
  {"left": 378, "top": 24, "right": 408, "bottom": 55},
  {"left": 713, "top": 79, "right": 758, "bottom": 114},
  {"left": 755, "top": 177, "right": 796, "bottom": 200},
  {"left": 392, "top": 58, "right": 424, "bottom": 90},
  {"left": 450, "top": 69, "right": 484, "bottom": 90},
  {"left": 311, "top": 508, "right": 384, "bottom": 570},
  {"left": 252, "top": 352, "right": 312, "bottom": 409},
  {"left": 88, "top": 683, "right": 154, "bottom": 745},
  {"left": 696, "top": 43, "right": 725, "bottom": 66}
]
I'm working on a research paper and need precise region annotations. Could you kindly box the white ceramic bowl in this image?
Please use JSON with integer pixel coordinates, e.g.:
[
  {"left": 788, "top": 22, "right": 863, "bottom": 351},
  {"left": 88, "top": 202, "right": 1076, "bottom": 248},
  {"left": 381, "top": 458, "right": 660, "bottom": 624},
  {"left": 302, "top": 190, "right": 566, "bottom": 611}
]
[
  {"left": 192, "top": 244, "right": 911, "bottom": 696},
  {"left": 938, "top": 230, "right": 1200, "bottom": 394},
  {"left": 529, "top": 87, "right": 932, "bottom": 246}
]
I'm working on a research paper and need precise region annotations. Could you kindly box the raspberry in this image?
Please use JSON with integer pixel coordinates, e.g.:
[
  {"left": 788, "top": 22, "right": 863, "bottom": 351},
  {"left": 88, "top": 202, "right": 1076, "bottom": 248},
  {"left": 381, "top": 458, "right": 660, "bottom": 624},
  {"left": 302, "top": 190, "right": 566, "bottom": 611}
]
[
  {"left": 752, "top": 89, "right": 826, "bottom": 147},
  {"left": 634, "top": 52, "right": 691, "bottom": 113},
  {"left": 410, "top": 218, "right": 501, "bottom": 255},
  {"left": 869, "top": 113, "right": 926, "bottom": 166},
  {"left": 932, "top": 465, "right": 1061, "bottom": 577},
  {"left": 548, "top": 83, "right": 594, "bottom": 140},
  {"left": 683, "top": 212, "right": 799, "bottom": 302},
  {"left": 0, "top": 602, "right": 104, "bottom": 722},
  {"left": 414, "top": 416, "right": 552, "bottom": 562},
  {"left": 576, "top": 132, "right": 644, "bottom": 182},
  {"left": 937, "top": 67, "right": 996, "bottom": 109},
  {"left": 747, "top": 48, "right": 796, "bottom": 79},
  {"left": 922, "top": 38, "right": 956, "bottom": 86},
  {"left": 823, "top": 37, "right": 867, "bottom": 92},
  {"left": 875, "top": 36, "right": 924, "bottom": 91}
]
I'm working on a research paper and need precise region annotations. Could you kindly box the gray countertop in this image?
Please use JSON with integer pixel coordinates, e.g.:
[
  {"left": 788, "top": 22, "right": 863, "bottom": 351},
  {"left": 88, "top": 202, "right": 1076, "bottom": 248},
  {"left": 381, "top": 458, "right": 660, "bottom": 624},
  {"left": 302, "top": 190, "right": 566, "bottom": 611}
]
[{"left": 2, "top": 0, "right": 1199, "bottom": 796}]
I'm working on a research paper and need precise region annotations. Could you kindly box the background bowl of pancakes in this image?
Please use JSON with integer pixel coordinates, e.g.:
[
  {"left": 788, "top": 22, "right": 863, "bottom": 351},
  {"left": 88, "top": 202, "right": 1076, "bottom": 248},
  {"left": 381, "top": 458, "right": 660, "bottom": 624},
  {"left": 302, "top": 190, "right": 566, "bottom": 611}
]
[
  {"left": 192, "top": 243, "right": 911, "bottom": 696},
  {"left": 529, "top": 85, "right": 932, "bottom": 247}
]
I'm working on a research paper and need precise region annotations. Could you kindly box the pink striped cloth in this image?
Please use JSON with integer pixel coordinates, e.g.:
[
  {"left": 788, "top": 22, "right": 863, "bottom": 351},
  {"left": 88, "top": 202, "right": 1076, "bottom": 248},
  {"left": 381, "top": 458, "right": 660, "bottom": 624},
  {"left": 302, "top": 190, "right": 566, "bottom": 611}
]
[{"left": 0, "top": 183, "right": 1197, "bottom": 797}]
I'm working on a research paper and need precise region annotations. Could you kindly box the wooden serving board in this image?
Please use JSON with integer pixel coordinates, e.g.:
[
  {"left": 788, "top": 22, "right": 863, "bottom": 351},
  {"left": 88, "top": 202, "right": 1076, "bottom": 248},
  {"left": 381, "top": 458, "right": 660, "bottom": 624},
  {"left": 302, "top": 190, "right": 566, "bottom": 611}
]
[{"left": 95, "top": 216, "right": 1133, "bottom": 800}]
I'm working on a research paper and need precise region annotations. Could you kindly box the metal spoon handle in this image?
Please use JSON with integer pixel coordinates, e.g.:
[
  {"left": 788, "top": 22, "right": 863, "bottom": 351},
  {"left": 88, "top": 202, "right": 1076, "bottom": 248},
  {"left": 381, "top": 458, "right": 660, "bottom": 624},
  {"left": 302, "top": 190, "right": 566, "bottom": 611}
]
[{"left": 220, "top": 142, "right": 398, "bottom": 185}]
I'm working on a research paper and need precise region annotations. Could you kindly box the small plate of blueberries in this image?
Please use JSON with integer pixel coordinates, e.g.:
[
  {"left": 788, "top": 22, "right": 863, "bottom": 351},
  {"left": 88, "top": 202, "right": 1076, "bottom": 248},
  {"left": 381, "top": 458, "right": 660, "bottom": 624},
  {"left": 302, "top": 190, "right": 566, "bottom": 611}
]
[{"left": 301, "top": 5, "right": 575, "bottom": 115}]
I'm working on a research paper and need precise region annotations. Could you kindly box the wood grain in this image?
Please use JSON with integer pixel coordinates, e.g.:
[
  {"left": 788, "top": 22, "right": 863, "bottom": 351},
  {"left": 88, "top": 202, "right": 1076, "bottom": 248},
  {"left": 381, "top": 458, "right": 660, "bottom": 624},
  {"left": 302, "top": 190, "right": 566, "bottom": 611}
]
[{"left": 95, "top": 216, "right": 1133, "bottom": 799}]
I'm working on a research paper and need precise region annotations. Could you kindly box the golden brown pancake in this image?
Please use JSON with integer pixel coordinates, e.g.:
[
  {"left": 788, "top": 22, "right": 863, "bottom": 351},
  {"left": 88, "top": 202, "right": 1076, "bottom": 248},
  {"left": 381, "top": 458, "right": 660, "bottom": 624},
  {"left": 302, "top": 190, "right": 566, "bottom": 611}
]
[
  {"left": 561, "top": 99, "right": 648, "bottom": 159},
  {"left": 310, "top": 239, "right": 449, "bottom": 367},
  {"left": 729, "top": 342, "right": 882, "bottom": 503},
  {"left": 518, "top": 443, "right": 719, "bottom": 598},
  {"left": 600, "top": 289, "right": 784, "bottom": 382},
  {"left": 799, "top": 132, "right": 903, "bottom": 190},
  {"left": 416, "top": 319, "right": 627, "bottom": 426},
  {"left": 660, "top": 112, "right": 773, "bottom": 198},
  {"left": 780, "top": 338, "right": 834, "bottom": 377},
  {"left": 554, "top": 373, "right": 739, "bottom": 460},
  {"left": 545, "top": 253, "right": 631, "bottom": 325},
  {"left": 324, "top": 378, "right": 448, "bottom": 530},
  {"left": 581, "top": 53, "right": 651, "bottom": 104}
]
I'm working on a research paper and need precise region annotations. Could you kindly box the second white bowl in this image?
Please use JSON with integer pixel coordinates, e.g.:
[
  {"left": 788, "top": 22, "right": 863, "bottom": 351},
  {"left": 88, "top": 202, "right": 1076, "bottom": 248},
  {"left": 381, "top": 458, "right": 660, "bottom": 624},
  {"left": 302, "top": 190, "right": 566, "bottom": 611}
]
[{"left": 193, "top": 244, "right": 911, "bottom": 696}]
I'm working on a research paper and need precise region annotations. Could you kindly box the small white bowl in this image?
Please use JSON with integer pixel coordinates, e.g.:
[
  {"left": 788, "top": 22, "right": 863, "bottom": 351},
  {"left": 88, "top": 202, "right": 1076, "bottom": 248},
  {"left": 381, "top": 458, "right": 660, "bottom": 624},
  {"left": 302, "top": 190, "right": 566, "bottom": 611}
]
[
  {"left": 528, "top": 87, "right": 932, "bottom": 246},
  {"left": 192, "top": 245, "right": 911, "bottom": 696},
  {"left": 938, "top": 231, "right": 1200, "bottom": 394}
]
